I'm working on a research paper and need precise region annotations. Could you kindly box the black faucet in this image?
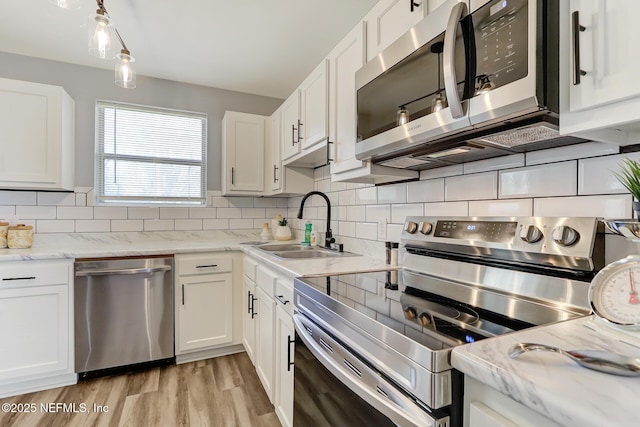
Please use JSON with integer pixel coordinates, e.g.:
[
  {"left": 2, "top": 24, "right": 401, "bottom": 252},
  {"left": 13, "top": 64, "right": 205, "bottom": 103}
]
[{"left": 297, "top": 191, "right": 339, "bottom": 250}]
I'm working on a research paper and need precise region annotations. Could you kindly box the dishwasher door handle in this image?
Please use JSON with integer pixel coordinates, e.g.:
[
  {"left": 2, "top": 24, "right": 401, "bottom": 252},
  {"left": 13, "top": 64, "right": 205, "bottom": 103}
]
[{"left": 75, "top": 265, "right": 172, "bottom": 277}]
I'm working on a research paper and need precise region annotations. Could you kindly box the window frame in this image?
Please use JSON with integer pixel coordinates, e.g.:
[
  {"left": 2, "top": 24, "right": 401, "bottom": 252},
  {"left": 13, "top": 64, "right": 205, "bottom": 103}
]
[{"left": 94, "top": 100, "right": 208, "bottom": 207}]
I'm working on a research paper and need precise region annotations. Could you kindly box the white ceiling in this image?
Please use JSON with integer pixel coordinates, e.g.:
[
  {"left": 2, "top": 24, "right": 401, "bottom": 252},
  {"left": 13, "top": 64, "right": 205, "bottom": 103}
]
[{"left": 0, "top": 0, "right": 379, "bottom": 99}]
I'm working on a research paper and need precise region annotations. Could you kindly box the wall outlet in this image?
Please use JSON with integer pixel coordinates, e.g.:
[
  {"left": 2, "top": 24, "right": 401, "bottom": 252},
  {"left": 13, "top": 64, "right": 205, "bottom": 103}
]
[{"left": 378, "top": 218, "right": 387, "bottom": 240}]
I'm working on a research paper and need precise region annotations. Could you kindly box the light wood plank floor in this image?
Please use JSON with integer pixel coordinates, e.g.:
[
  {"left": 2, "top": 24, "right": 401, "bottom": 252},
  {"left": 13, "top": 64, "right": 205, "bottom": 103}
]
[{"left": 0, "top": 352, "right": 280, "bottom": 427}]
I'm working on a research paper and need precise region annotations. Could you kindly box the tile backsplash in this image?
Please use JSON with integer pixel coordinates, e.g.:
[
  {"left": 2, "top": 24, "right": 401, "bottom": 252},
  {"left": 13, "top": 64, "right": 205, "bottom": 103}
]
[{"left": 0, "top": 141, "right": 635, "bottom": 259}]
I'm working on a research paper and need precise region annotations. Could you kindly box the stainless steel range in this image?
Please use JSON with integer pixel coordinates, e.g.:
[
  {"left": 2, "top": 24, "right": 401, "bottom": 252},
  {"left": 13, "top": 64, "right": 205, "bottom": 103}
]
[{"left": 293, "top": 216, "right": 605, "bottom": 427}]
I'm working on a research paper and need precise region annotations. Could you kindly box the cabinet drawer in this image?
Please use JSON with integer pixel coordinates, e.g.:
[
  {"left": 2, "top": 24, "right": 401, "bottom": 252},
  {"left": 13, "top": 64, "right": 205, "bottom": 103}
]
[
  {"left": 274, "top": 278, "right": 294, "bottom": 316},
  {"left": 243, "top": 256, "right": 259, "bottom": 282},
  {"left": 0, "top": 260, "right": 69, "bottom": 288},
  {"left": 177, "top": 254, "right": 232, "bottom": 275},
  {"left": 256, "top": 265, "right": 277, "bottom": 295}
]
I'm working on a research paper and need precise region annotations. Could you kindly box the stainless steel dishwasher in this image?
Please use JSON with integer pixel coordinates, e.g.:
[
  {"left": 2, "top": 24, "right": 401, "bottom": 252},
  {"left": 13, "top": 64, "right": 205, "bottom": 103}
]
[{"left": 74, "top": 256, "right": 175, "bottom": 379}]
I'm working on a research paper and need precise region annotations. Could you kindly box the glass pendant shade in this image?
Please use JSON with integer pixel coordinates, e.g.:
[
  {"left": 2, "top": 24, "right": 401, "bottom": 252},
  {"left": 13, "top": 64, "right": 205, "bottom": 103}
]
[
  {"left": 397, "top": 107, "right": 409, "bottom": 126},
  {"left": 88, "top": 10, "right": 115, "bottom": 59},
  {"left": 115, "top": 50, "right": 136, "bottom": 89},
  {"left": 431, "top": 94, "right": 447, "bottom": 112},
  {"left": 49, "top": 0, "right": 81, "bottom": 10}
]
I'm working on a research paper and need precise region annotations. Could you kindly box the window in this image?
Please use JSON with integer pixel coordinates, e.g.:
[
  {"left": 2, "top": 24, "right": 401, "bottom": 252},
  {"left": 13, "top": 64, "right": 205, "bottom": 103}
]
[{"left": 96, "top": 100, "right": 207, "bottom": 206}]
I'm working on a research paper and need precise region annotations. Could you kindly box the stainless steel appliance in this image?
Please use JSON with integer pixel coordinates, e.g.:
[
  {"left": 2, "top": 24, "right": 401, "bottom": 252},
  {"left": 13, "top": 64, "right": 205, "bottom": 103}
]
[
  {"left": 293, "top": 216, "right": 604, "bottom": 426},
  {"left": 75, "top": 256, "right": 175, "bottom": 379},
  {"left": 355, "top": 0, "right": 582, "bottom": 170}
]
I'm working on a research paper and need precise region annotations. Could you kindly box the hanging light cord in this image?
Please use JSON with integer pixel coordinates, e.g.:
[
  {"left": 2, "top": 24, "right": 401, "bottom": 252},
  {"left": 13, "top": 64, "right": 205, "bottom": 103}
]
[{"left": 95, "top": 0, "right": 130, "bottom": 53}]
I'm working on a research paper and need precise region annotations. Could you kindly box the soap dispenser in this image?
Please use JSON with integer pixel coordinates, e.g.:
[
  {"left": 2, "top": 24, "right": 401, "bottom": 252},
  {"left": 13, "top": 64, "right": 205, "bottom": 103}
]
[{"left": 304, "top": 221, "right": 312, "bottom": 244}]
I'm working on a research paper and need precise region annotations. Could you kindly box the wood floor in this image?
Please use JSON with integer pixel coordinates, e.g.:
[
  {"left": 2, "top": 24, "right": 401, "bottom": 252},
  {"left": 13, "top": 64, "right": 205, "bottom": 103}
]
[{"left": 0, "top": 352, "right": 280, "bottom": 427}]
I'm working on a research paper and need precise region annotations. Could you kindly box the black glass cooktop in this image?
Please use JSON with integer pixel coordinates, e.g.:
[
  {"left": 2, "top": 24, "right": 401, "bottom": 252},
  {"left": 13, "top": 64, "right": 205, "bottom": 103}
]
[{"left": 299, "top": 270, "right": 534, "bottom": 350}]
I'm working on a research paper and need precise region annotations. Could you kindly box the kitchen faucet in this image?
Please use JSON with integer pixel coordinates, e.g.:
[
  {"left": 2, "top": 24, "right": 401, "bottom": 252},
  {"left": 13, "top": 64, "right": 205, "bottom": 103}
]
[{"left": 297, "top": 191, "right": 342, "bottom": 251}]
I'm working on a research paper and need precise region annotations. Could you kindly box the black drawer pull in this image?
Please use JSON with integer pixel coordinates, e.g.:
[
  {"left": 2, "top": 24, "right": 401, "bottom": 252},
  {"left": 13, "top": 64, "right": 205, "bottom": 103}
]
[
  {"left": 2, "top": 276, "right": 36, "bottom": 281},
  {"left": 196, "top": 264, "right": 218, "bottom": 268}
]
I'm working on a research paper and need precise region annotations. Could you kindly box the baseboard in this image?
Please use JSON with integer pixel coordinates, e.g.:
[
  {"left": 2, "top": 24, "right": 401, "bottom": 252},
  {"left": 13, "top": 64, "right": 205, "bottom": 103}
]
[
  {"left": 0, "top": 372, "right": 77, "bottom": 398},
  {"left": 175, "top": 344, "right": 245, "bottom": 364}
]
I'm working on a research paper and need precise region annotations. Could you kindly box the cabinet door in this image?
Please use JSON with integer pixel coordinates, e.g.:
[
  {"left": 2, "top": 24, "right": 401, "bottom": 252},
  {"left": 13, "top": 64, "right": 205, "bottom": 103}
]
[
  {"left": 255, "top": 285, "right": 276, "bottom": 402},
  {"left": 274, "top": 305, "right": 295, "bottom": 427},
  {"left": 177, "top": 272, "right": 233, "bottom": 353},
  {"left": 569, "top": 0, "right": 640, "bottom": 112},
  {"left": 329, "top": 22, "right": 367, "bottom": 175},
  {"left": 365, "top": 0, "right": 425, "bottom": 61},
  {"left": 281, "top": 92, "right": 301, "bottom": 161},
  {"left": 242, "top": 277, "right": 257, "bottom": 363},
  {"left": 299, "top": 60, "right": 329, "bottom": 150},
  {"left": 0, "top": 78, "right": 74, "bottom": 191},
  {"left": 223, "top": 111, "right": 265, "bottom": 194},
  {"left": 0, "top": 284, "right": 70, "bottom": 381},
  {"left": 269, "top": 109, "right": 283, "bottom": 192}
]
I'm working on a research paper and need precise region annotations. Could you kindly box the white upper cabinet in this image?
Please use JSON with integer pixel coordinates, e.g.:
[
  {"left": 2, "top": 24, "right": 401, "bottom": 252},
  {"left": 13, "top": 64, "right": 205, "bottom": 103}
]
[
  {"left": 281, "top": 92, "right": 301, "bottom": 162},
  {"left": 0, "top": 78, "right": 74, "bottom": 191},
  {"left": 222, "top": 111, "right": 266, "bottom": 195},
  {"left": 299, "top": 60, "right": 329, "bottom": 151},
  {"left": 560, "top": 1, "right": 640, "bottom": 145},
  {"left": 365, "top": 0, "right": 425, "bottom": 61}
]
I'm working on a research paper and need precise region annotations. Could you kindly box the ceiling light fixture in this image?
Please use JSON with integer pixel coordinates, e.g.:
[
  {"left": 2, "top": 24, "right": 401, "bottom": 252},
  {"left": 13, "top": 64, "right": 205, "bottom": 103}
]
[{"left": 52, "top": 0, "right": 136, "bottom": 89}]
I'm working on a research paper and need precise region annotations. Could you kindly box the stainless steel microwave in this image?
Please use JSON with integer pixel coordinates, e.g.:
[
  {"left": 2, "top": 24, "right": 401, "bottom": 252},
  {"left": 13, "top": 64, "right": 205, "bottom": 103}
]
[{"left": 355, "top": 0, "right": 582, "bottom": 170}]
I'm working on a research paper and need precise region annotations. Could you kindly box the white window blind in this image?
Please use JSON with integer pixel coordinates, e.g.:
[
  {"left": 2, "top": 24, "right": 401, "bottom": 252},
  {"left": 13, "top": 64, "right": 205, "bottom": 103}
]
[{"left": 96, "top": 100, "right": 207, "bottom": 206}]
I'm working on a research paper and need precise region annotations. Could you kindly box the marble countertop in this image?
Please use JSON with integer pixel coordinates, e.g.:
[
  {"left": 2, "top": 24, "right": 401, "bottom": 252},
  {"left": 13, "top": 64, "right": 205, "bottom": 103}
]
[{"left": 451, "top": 316, "right": 640, "bottom": 427}]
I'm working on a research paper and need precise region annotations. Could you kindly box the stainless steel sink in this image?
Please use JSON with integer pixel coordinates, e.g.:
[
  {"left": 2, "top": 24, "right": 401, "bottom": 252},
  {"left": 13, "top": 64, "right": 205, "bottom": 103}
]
[
  {"left": 257, "top": 244, "right": 358, "bottom": 259},
  {"left": 259, "top": 244, "right": 311, "bottom": 252}
]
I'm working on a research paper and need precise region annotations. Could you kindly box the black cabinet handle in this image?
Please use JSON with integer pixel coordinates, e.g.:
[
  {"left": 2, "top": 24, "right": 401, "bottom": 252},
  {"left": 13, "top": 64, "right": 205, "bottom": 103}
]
[
  {"left": 182, "top": 284, "right": 185, "bottom": 305},
  {"left": 247, "top": 290, "right": 252, "bottom": 314},
  {"left": 275, "top": 295, "right": 289, "bottom": 305},
  {"left": 273, "top": 164, "right": 279, "bottom": 183},
  {"left": 410, "top": 0, "right": 421, "bottom": 12},
  {"left": 2, "top": 276, "right": 36, "bottom": 281},
  {"left": 292, "top": 124, "right": 297, "bottom": 146},
  {"left": 251, "top": 296, "right": 258, "bottom": 319},
  {"left": 287, "top": 335, "right": 295, "bottom": 371},
  {"left": 231, "top": 167, "right": 235, "bottom": 185},
  {"left": 572, "top": 10, "right": 587, "bottom": 85},
  {"left": 326, "top": 138, "right": 334, "bottom": 164},
  {"left": 297, "top": 119, "right": 303, "bottom": 142},
  {"left": 196, "top": 264, "right": 218, "bottom": 269}
]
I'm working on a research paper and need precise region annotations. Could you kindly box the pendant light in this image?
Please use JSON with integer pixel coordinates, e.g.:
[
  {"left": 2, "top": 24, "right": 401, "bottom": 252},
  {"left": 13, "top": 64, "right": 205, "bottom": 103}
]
[
  {"left": 115, "top": 48, "right": 136, "bottom": 89},
  {"left": 88, "top": 7, "right": 114, "bottom": 59},
  {"left": 48, "top": 0, "right": 81, "bottom": 10},
  {"left": 431, "top": 42, "right": 447, "bottom": 113}
]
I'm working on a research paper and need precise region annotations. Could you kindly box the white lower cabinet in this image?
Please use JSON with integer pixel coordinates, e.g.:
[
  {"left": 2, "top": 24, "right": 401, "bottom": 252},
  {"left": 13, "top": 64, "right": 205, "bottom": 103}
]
[
  {"left": 0, "top": 259, "right": 75, "bottom": 398},
  {"left": 243, "top": 256, "right": 295, "bottom": 427},
  {"left": 175, "top": 252, "right": 243, "bottom": 362}
]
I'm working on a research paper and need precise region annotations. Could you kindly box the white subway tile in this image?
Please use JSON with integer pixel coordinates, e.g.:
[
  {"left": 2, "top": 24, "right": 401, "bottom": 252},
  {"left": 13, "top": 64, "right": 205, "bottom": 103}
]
[
  {"left": 230, "top": 219, "right": 255, "bottom": 229},
  {"left": 160, "top": 207, "right": 189, "bottom": 219},
  {"left": 254, "top": 198, "right": 278, "bottom": 208},
  {"left": 75, "top": 193, "right": 87, "bottom": 207},
  {"left": 356, "top": 187, "right": 377, "bottom": 205},
  {"left": 128, "top": 207, "right": 159, "bottom": 220},
  {"left": 346, "top": 206, "right": 366, "bottom": 222},
  {"left": 37, "top": 192, "right": 75, "bottom": 206},
  {"left": 228, "top": 197, "right": 254, "bottom": 208},
  {"left": 387, "top": 223, "right": 404, "bottom": 242},
  {"left": 203, "top": 219, "right": 230, "bottom": 230},
  {"left": 301, "top": 207, "right": 319, "bottom": 220},
  {"left": 339, "top": 189, "right": 356, "bottom": 206},
  {"left": 36, "top": 220, "right": 75, "bottom": 233},
  {"left": 189, "top": 207, "right": 217, "bottom": 219},
  {"left": 331, "top": 181, "right": 347, "bottom": 192},
  {"left": 86, "top": 189, "right": 95, "bottom": 207},
  {"left": 16, "top": 206, "right": 56, "bottom": 219},
  {"left": 407, "top": 179, "right": 444, "bottom": 203},
  {"left": 265, "top": 208, "right": 283, "bottom": 220},
  {"left": 339, "top": 221, "right": 356, "bottom": 237},
  {"left": 316, "top": 178, "right": 331, "bottom": 193},
  {"left": 445, "top": 172, "right": 497, "bottom": 201},
  {"left": 0, "top": 191, "right": 36, "bottom": 206},
  {"left": 578, "top": 152, "right": 640, "bottom": 195},
  {"left": 111, "top": 220, "right": 144, "bottom": 232},
  {"left": 333, "top": 206, "right": 347, "bottom": 221},
  {"left": 74, "top": 186, "right": 92, "bottom": 193},
  {"left": 216, "top": 208, "right": 242, "bottom": 219},
  {"left": 175, "top": 219, "right": 203, "bottom": 231},
  {"left": 525, "top": 142, "right": 619, "bottom": 166},
  {"left": 210, "top": 196, "right": 229, "bottom": 208},
  {"left": 391, "top": 204, "right": 423, "bottom": 224},
  {"left": 463, "top": 154, "right": 525, "bottom": 174},
  {"left": 356, "top": 222, "right": 377, "bottom": 240},
  {"left": 57, "top": 207, "right": 93, "bottom": 220},
  {"left": 378, "top": 183, "right": 408, "bottom": 204},
  {"left": 208, "top": 190, "right": 223, "bottom": 197},
  {"left": 94, "top": 206, "right": 127, "bottom": 220},
  {"left": 314, "top": 166, "right": 328, "bottom": 180},
  {"left": 424, "top": 201, "right": 469, "bottom": 216},
  {"left": 0, "top": 206, "right": 15, "bottom": 218},
  {"left": 144, "top": 220, "right": 174, "bottom": 231},
  {"left": 365, "top": 205, "right": 391, "bottom": 223},
  {"left": 499, "top": 161, "right": 577, "bottom": 198},
  {"left": 277, "top": 198, "right": 290, "bottom": 208},
  {"left": 419, "top": 165, "right": 463, "bottom": 180},
  {"left": 534, "top": 195, "right": 632, "bottom": 218},
  {"left": 469, "top": 199, "right": 533, "bottom": 217},
  {"left": 75, "top": 220, "right": 111, "bottom": 233},
  {"left": 242, "top": 208, "right": 266, "bottom": 218}
]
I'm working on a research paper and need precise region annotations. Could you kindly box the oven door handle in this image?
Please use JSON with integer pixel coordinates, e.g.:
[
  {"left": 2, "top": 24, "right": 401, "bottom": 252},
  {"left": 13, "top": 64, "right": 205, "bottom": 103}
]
[{"left": 293, "top": 314, "right": 444, "bottom": 427}]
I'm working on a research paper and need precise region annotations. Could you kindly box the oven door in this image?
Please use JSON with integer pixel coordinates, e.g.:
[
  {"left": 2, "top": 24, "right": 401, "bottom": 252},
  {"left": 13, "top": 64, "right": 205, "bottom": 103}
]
[{"left": 293, "top": 313, "right": 445, "bottom": 427}]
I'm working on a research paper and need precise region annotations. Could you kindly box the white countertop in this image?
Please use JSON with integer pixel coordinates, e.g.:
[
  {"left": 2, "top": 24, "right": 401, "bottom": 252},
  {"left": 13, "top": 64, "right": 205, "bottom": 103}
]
[{"left": 451, "top": 316, "right": 640, "bottom": 427}]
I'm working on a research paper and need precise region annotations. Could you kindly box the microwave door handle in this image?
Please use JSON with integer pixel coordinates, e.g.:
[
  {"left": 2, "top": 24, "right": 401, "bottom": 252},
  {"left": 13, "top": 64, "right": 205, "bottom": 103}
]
[{"left": 443, "top": 1, "right": 467, "bottom": 118}]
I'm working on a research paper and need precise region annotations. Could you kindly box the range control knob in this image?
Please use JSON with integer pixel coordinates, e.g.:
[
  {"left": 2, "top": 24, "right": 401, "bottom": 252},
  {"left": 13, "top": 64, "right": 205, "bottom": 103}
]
[
  {"left": 404, "top": 221, "right": 418, "bottom": 234},
  {"left": 520, "top": 225, "right": 543, "bottom": 243},
  {"left": 552, "top": 225, "right": 580, "bottom": 247},
  {"left": 404, "top": 307, "right": 417, "bottom": 320},
  {"left": 418, "top": 313, "right": 432, "bottom": 327},
  {"left": 418, "top": 221, "right": 433, "bottom": 235}
]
